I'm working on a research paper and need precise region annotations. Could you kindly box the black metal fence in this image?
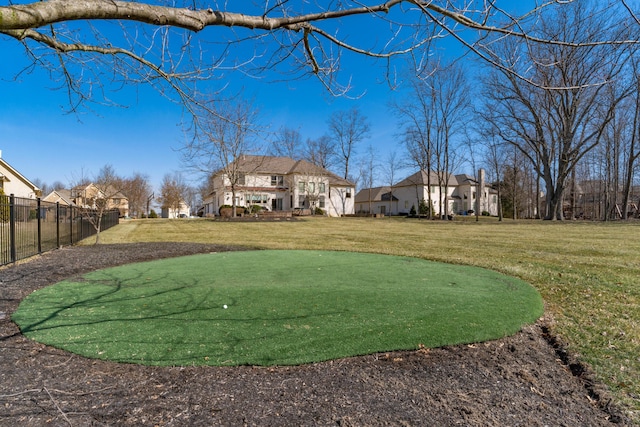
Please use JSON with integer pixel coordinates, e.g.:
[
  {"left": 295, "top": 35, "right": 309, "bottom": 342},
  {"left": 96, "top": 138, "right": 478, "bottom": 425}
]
[{"left": 0, "top": 194, "right": 120, "bottom": 267}]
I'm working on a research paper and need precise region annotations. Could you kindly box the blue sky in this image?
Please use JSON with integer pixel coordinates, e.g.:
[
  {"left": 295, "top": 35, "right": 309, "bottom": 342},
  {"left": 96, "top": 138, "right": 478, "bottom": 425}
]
[
  {"left": 0, "top": 2, "right": 528, "bottom": 193},
  {"left": 0, "top": 33, "right": 405, "bottom": 192}
]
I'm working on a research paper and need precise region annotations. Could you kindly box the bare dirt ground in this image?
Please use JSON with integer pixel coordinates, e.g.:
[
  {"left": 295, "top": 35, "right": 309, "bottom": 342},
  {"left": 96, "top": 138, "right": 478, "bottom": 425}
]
[{"left": 0, "top": 243, "right": 631, "bottom": 426}]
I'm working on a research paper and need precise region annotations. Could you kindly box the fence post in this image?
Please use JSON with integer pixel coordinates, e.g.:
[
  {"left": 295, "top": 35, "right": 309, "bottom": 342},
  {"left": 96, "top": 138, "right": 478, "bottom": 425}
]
[
  {"left": 70, "top": 205, "right": 74, "bottom": 245},
  {"left": 9, "top": 194, "right": 16, "bottom": 263},
  {"left": 37, "top": 198, "right": 42, "bottom": 254},
  {"left": 56, "top": 202, "right": 61, "bottom": 248}
]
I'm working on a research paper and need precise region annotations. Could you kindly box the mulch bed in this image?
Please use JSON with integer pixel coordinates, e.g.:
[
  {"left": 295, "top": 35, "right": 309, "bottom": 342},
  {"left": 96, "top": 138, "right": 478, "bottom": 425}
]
[{"left": 0, "top": 243, "right": 631, "bottom": 426}]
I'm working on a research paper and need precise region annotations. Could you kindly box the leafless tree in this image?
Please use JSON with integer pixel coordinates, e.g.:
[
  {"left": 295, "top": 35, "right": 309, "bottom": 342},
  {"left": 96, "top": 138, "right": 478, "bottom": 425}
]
[
  {"left": 574, "top": 64, "right": 640, "bottom": 221},
  {"left": 621, "top": 74, "right": 640, "bottom": 219},
  {"left": 120, "top": 172, "right": 152, "bottom": 218},
  {"left": 392, "top": 72, "right": 436, "bottom": 218},
  {"left": 428, "top": 62, "right": 470, "bottom": 219},
  {"left": 399, "top": 127, "right": 435, "bottom": 219},
  {"left": 358, "top": 144, "right": 379, "bottom": 215},
  {"left": 598, "top": 82, "right": 628, "bottom": 220},
  {"left": 383, "top": 150, "right": 403, "bottom": 216},
  {"left": 71, "top": 164, "right": 124, "bottom": 244},
  {"left": 304, "top": 135, "right": 335, "bottom": 170},
  {"left": 613, "top": 59, "right": 640, "bottom": 220},
  {"left": 479, "top": 2, "right": 634, "bottom": 220},
  {"left": 8, "top": 1, "right": 634, "bottom": 113},
  {"left": 182, "top": 98, "right": 261, "bottom": 217},
  {"left": 500, "top": 153, "right": 525, "bottom": 220},
  {"left": 295, "top": 168, "right": 330, "bottom": 215},
  {"left": 270, "top": 127, "right": 303, "bottom": 160},
  {"left": 328, "top": 106, "right": 370, "bottom": 180},
  {"left": 483, "top": 136, "right": 507, "bottom": 222},
  {"left": 30, "top": 178, "right": 49, "bottom": 196},
  {"left": 393, "top": 60, "right": 470, "bottom": 219},
  {"left": 158, "top": 172, "right": 188, "bottom": 218}
]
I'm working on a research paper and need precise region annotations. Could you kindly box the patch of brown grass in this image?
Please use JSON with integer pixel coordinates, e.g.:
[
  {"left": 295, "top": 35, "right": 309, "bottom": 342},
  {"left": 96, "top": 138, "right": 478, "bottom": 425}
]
[{"left": 92, "top": 216, "right": 640, "bottom": 422}]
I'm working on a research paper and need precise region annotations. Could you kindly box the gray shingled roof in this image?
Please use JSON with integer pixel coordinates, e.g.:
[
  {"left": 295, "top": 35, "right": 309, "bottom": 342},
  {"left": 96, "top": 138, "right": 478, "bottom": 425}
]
[
  {"left": 394, "top": 170, "right": 459, "bottom": 187},
  {"left": 354, "top": 186, "right": 398, "bottom": 203},
  {"left": 227, "top": 155, "right": 355, "bottom": 187}
]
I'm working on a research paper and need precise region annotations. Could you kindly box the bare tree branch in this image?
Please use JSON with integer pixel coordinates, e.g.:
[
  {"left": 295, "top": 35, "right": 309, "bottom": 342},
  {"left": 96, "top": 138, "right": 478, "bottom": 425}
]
[{"left": 1, "top": 0, "right": 638, "bottom": 113}]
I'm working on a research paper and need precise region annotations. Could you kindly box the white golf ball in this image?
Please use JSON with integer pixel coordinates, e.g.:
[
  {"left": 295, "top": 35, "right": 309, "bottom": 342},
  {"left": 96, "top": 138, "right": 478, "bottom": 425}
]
[{"left": 223, "top": 304, "right": 228, "bottom": 309}]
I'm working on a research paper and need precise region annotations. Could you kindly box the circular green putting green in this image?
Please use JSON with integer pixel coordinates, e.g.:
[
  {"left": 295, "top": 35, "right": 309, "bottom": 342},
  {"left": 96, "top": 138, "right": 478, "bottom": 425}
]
[{"left": 13, "top": 250, "right": 543, "bottom": 366}]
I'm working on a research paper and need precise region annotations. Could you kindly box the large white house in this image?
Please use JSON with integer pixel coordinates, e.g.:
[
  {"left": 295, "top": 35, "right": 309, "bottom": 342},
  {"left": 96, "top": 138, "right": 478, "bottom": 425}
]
[
  {"left": 0, "top": 151, "right": 41, "bottom": 199},
  {"left": 356, "top": 169, "right": 499, "bottom": 217},
  {"left": 202, "top": 155, "right": 356, "bottom": 217}
]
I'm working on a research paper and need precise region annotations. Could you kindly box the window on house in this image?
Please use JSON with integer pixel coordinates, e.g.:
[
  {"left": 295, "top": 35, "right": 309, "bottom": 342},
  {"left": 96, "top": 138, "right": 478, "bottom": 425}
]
[
  {"left": 271, "top": 175, "right": 284, "bottom": 186},
  {"left": 248, "top": 194, "right": 258, "bottom": 203},
  {"left": 298, "top": 195, "right": 306, "bottom": 208},
  {"left": 431, "top": 185, "right": 436, "bottom": 193},
  {"left": 319, "top": 196, "right": 325, "bottom": 208},
  {"left": 237, "top": 173, "right": 245, "bottom": 185},
  {"left": 298, "top": 181, "right": 306, "bottom": 192},
  {"left": 472, "top": 192, "right": 476, "bottom": 200},
  {"left": 319, "top": 183, "right": 326, "bottom": 193},
  {"left": 346, "top": 188, "right": 352, "bottom": 198},
  {"left": 309, "top": 182, "right": 315, "bottom": 193}
]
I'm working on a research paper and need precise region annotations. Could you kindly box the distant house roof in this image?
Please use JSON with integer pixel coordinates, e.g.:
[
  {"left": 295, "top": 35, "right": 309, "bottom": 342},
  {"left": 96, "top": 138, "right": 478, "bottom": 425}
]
[
  {"left": 455, "top": 174, "right": 477, "bottom": 185},
  {"left": 221, "top": 155, "right": 355, "bottom": 187},
  {"left": 394, "top": 170, "right": 459, "bottom": 188},
  {"left": 355, "top": 186, "right": 398, "bottom": 203},
  {"left": 71, "top": 183, "right": 128, "bottom": 200},
  {"left": 43, "top": 189, "right": 75, "bottom": 206}
]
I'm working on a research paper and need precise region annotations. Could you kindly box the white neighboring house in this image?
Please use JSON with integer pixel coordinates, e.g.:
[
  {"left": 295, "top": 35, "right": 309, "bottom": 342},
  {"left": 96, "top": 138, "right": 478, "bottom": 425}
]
[
  {"left": 356, "top": 170, "right": 499, "bottom": 217},
  {"left": 201, "top": 155, "right": 356, "bottom": 217},
  {"left": 353, "top": 186, "right": 398, "bottom": 216},
  {"left": 162, "top": 200, "right": 190, "bottom": 218},
  {"left": 0, "top": 150, "right": 41, "bottom": 199}
]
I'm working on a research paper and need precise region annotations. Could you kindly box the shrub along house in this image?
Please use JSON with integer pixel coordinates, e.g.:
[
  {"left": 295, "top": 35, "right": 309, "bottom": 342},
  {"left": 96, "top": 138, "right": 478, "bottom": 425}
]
[{"left": 201, "top": 155, "right": 356, "bottom": 217}]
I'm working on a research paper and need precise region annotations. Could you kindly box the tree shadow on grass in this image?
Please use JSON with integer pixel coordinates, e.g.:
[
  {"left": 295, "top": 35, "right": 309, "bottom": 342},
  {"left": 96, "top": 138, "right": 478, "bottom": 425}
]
[{"left": 11, "top": 266, "right": 349, "bottom": 366}]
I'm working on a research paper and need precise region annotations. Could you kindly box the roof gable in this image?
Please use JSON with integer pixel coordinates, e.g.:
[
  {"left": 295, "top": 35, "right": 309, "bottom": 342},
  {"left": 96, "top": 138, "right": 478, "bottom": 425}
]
[
  {"left": 355, "top": 186, "right": 391, "bottom": 203},
  {"left": 43, "top": 189, "right": 75, "bottom": 206},
  {"left": 395, "top": 170, "right": 459, "bottom": 187},
  {"left": 224, "top": 155, "right": 355, "bottom": 187},
  {"left": 0, "top": 157, "right": 41, "bottom": 194}
]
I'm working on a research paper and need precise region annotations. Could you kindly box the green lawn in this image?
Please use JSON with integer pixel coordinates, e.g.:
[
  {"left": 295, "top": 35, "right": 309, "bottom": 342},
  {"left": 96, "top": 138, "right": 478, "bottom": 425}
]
[
  {"left": 13, "top": 250, "right": 542, "bottom": 366},
  {"left": 58, "top": 216, "right": 638, "bottom": 421}
]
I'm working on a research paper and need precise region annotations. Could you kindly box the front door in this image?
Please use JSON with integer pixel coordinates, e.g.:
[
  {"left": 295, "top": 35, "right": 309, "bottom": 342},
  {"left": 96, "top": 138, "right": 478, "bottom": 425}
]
[{"left": 272, "top": 198, "right": 283, "bottom": 211}]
